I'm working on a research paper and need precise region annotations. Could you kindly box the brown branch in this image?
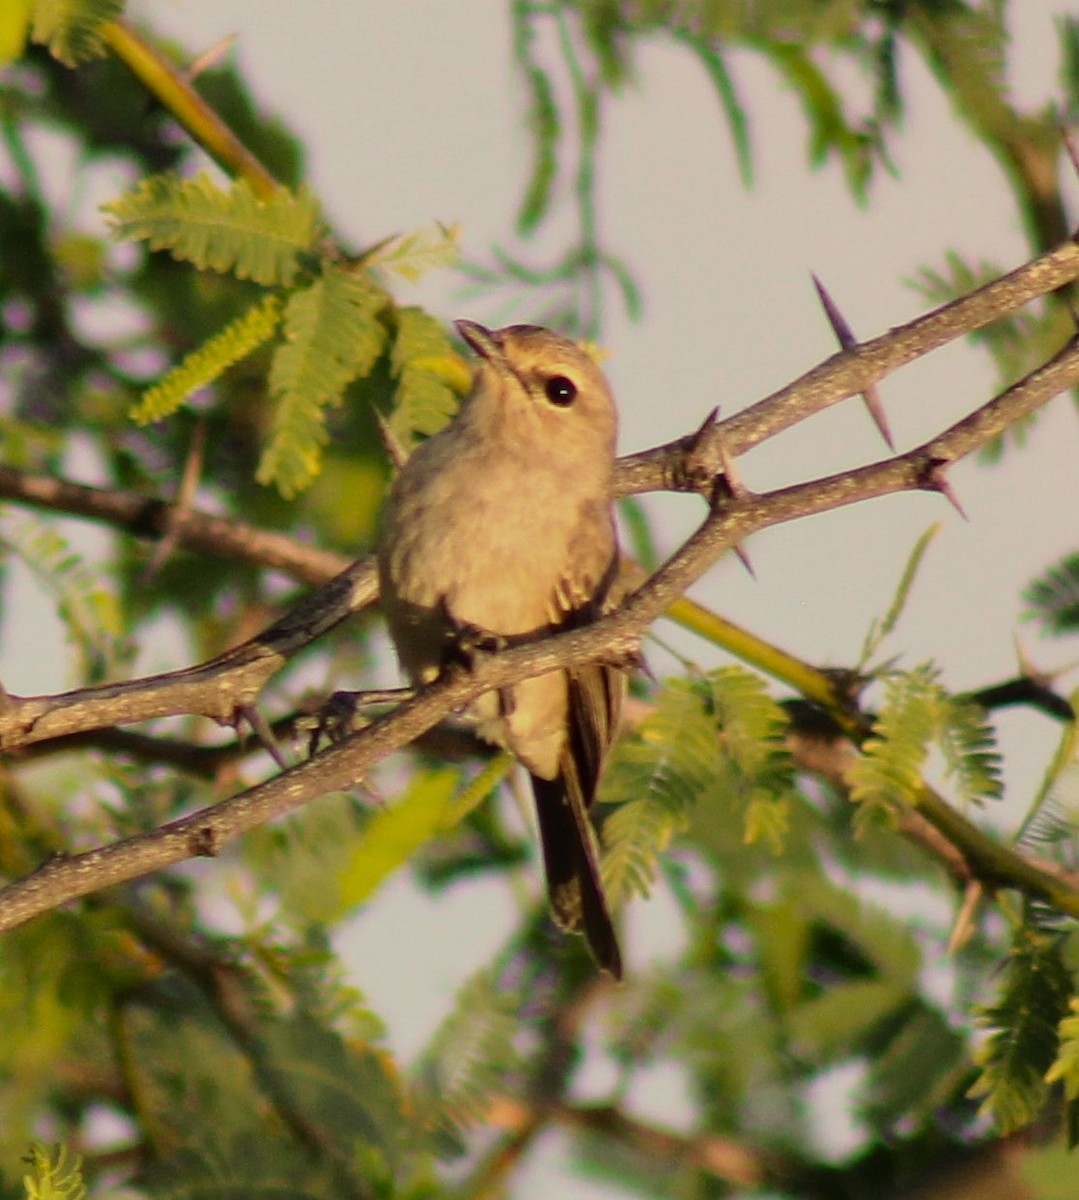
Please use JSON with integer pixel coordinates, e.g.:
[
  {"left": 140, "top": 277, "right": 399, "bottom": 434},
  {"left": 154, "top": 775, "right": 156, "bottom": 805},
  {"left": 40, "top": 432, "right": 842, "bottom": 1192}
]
[
  {"left": 3, "top": 237, "right": 1078, "bottom": 757},
  {"left": 0, "top": 465, "right": 351, "bottom": 585},
  {"left": 3, "top": 233, "right": 1079, "bottom": 588},
  {"left": 618, "top": 238, "right": 1079, "bottom": 494},
  {"left": 0, "top": 560, "right": 375, "bottom": 749},
  {"left": 484, "top": 1095, "right": 769, "bottom": 1188},
  {"left": 4, "top": 334, "right": 1079, "bottom": 931},
  {"left": 102, "top": 20, "right": 281, "bottom": 199}
]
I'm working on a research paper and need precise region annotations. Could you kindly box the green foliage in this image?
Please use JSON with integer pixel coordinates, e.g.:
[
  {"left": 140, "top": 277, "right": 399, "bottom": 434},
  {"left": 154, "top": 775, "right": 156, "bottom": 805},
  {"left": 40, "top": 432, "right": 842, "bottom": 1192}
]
[
  {"left": 365, "top": 222, "right": 462, "bottom": 283},
  {"left": 910, "top": 250, "right": 1072, "bottom": 457},
  {"left": 29, "top": 0, "right": 122, "bottom": 67},
  {"left": 1047, "top": 998, "right": 1079, "bottom": 1106},
  {"left": 600, "top": 668, "right": 793, "bottom": 906},
  {"left": 859, "top": 522, "right": 941, "bottom": 669},
  {"left": 105, "top": 172, "right": 324, "bottom": 287},
  {"left": 385, "top": 307, "right": 465, "bottom": 450},
  {"left": 969, "top": 921, "right": 1077, "bottom": 1137},
  {"left": 259, "top": 264, "right": 387, "bottom": 496},
  {"left": 848, "top": 665, "right": 1002, "bottom": 826},
  {"left": 1062, "top": 16, "right": 1079, "bottom": 122},
  {"left": 1025, "top": 552, "right": 1079, "bottom": 636},
  {"left": 132, "top": 293, "right": 283, "bottom": 423},
  {"left": 3, "top": 3, "right": 1079, "bottom": 1196},
  {"left": 21, "top": 1143, "right": 85, "bottom": 1200},
  {"left": 410, "top": 971, "right": 522, "bottom": 1148},
  {"left": 767, "top": 41, "right": 879, "bottom": 199},
  {"left": 0, "top": 512, "right": 123, "bottom": 682}
]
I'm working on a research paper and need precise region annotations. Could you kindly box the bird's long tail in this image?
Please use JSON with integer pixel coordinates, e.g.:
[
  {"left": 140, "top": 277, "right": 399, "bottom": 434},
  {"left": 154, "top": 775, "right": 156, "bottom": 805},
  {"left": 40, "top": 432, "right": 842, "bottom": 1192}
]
[{"left": 531, "top": 772, "right": 622, "bottom": 979}]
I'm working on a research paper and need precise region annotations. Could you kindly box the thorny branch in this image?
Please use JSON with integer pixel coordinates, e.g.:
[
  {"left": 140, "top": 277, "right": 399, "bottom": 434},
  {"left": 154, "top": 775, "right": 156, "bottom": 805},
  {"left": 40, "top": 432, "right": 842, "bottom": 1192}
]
[
  {"left": 0, "top": 270, "right": 1078, "bottom": 927},
  {"left": 3, "top": 238, "right": 1079, "bottom": 751}
]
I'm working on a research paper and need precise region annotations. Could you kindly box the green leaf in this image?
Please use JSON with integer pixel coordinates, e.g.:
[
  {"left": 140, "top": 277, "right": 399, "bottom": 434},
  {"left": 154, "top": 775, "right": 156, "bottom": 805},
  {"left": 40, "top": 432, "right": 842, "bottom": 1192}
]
[
  {"left": 849, "top": 665, "right": 1002, "bottom": 827},
  {"left": 790, "top": 870, "right": 922, "bottom": 990},
  {"left": 258, "top": 1015, "right": 407, "bottom": 1161},
  {"left": 365, "top": 222, "right": 461, "bottom": 283},
  {"left": 1025, "top": 553, "right": 1079, "bottom": 636},
  {"left": 847, "top": 665, "right": 941, "bottom": 822},
  {"left": 258, "top": 264, "right": 387, "bottom": 496},
  {"left": 859, "top": 522, "right": 941, "bottom": 668},
  {"left": 516, "top": 62, "right": 561, "bottom": 234},
  {"left": 788, "top": 978, "right": 909, "bottom": 1059},
  {"left": 937, "top": 695, "right": 1003, "bottom": 806},
  {"left": 969, "top": 924, "right": 1074, "bottom": 1135},
  {"left": 132, "top": 293, "right": 282, "bottom": 423},
  {"left": 766, "top": 40, "right": 875, "bottom": 198},
  {"left": 1061, "top": 16, "right": 1079, "bottom": 122},
  {"left": 385, "top": 307, "right": 465, "bottom": 450},
  {"left": 21, "top": 1142, "right": 86, "bottom": 1200},
  {"left": 410, "top": 971, "right": 522, "bottom": 1145},
  {"left": 601, "top": 668, "right": 792, "bottom": 905},
  {"left": 678, "top": 34, "right": 752, "bottom": 185},
  {"left": 1046, "top": 997, "right": 1079, "bottom": 1106},
  {"left": 104, "top": 171, "right": 323, "bottom": 286},
  {"left": 340, "top": 767, "right": 461, "bottom": 908},
  {"left": 30, "top": 0, "right": 122, "bottom": 66},
  {"left": 0, "top": 0, "right": 31, "bottom": 66},
  {"left": 600, "top": 679, "right": 719, "bottom": 907},
  {"left": 860, "top": 1006, "right": 969, "bottom": 1129},
  {"left": 0, "top": 512, "right": 123, "bottom": 682}
]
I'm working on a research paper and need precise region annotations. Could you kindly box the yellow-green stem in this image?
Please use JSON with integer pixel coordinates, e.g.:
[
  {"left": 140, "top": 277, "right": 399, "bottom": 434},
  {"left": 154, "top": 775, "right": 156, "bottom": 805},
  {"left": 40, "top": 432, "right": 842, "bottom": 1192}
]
[{"left": 102, "top": 20, "right": 279, "bottom": 199}]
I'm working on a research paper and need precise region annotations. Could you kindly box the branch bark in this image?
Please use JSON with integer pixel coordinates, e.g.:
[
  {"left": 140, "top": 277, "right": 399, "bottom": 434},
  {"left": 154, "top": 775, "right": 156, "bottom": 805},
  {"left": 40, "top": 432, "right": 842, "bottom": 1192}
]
[{"left": 3, "top": 331, "right": 1079, "bottom": 931}]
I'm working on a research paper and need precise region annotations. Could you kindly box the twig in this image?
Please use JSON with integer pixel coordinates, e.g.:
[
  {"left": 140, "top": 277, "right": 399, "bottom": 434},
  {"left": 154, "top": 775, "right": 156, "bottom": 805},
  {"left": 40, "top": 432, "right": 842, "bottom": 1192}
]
[
  {"left": 101, "top": 20, "right": 280, "bottom": 198},
  {"left": 4, "top": 335, "right": 1079, "bottom": 930}
]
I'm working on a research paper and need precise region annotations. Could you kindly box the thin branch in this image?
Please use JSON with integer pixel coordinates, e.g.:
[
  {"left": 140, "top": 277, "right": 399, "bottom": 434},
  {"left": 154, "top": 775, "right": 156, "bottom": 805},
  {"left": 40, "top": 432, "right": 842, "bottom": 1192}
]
[
  {"left": 0, "top": 560, "right": 375, "bottom": 748},
  {"left": 101, "top": 20, "right": 280, "bottom": 199},
  {"left": 618, "top": 239, "right": 1079, "bottom": 494},
  {"left": 0, "top": 465, "right": 350, "bottom": 585},
  {"left": 4, "top": 335, "right": 1079, "bottom": 931}
]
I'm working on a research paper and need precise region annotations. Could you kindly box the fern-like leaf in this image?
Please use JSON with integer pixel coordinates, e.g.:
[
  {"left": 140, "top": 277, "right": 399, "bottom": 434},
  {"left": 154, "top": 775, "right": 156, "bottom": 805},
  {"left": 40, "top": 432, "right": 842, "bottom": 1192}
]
[
  {"left": 859, "top": 523, "right": 941, "bottom": 669},
  {"left": 0, "top": 513, "right": 122, "bottom": 682},
  {"left": 937, "top": 696, "right": 1003, "bottom": 806},
  {"left": 600, "top": 679, "right": 719, "bottom": 907},
  {"left": 104, "top": 172, "right": 323, "bottom": 286},
  {"left": 968, "top": 924, "right": 1073, "bottom": 1135},
  {"left": 847, "top": 665, "right": 941, "bottom": 823},
  {"left": 132, "top": 294, "right": 282, "bottom": 423},
  {"left": 601, "top": 669, "right": 792, "bottom": 903},
  {"left": 366, "top": 222, "right": 460, "bottom": 283},
  {"left": 1025, "top": 553, "right": 1079, "bottom": 636},
  {"left": 1046, "top": 998, "right": 1079, "bottom": 1145},
  {"left": 22, "top": 1142, "right": 86, "bottom": 1200},
  {"left": 386, "top": 308, "right": 465, "bottom": 450},
  {"left": 410, "top": 972, "right": 521, "bottom": 1147},
  {"left": 258, "top": 265, "right": 387, "bottom": 496},
  {"left": 30, "top": 0, "right": 122, "bottom": 66}
]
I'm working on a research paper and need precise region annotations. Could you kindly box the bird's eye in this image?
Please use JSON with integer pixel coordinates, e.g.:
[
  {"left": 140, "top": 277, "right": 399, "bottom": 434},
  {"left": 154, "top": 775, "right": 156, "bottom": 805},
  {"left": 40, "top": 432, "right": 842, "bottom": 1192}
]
[{"left": 544, "top": 375, "right": 577, "bottom": 407}]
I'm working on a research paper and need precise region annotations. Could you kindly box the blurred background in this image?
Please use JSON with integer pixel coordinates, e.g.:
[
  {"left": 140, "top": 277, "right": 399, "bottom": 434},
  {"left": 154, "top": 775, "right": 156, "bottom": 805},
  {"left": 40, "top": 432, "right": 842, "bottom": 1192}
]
[{"left": 2, "top": 3, "right": 1079, "bottom": 1197}]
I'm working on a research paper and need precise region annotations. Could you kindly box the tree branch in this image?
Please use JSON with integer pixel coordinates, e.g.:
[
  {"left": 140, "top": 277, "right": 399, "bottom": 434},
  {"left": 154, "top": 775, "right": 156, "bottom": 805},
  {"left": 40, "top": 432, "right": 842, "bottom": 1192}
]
[
  {"left": 4, "top": 333, "right": 1079, "bottom": 931},
  {"left": 101, "top": 20, "right": 281, "bottom": 199}
]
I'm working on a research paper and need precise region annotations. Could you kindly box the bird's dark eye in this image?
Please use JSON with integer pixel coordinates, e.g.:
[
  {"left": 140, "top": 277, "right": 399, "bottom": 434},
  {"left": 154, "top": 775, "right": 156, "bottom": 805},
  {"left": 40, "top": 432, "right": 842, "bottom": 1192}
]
[{"left": 544, "top": 375, "right": 577, "bottom": 406}]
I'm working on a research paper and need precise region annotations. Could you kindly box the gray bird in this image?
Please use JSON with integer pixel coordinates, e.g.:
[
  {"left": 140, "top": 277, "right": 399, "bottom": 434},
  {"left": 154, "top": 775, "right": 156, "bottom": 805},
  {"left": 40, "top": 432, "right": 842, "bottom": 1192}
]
[{"left": 376, "top": 320, "right": 626, "bottom": 977}]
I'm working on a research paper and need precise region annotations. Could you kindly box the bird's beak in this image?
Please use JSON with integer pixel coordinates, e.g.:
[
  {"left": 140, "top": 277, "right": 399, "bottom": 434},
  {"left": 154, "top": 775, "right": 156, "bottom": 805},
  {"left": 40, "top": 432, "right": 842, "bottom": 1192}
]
[{"left": 455, "top": 319, "right": 504, "bottom": 364}]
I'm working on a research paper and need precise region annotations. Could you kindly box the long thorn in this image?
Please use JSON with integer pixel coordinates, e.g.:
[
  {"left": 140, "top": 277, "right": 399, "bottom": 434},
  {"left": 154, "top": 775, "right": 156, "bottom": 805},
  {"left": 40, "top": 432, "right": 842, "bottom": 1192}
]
[
  {"left": 733, "top": 542, "right": 756, "bottom": 578},
  {"left": 237, "top": 703, "right": 288, "bottom": 771},
  {"left": 926, "top": 462, "right": 968, "bottom": 520},
  {"left": 812, "top": 273, "right": 895, "bottom": 449}
]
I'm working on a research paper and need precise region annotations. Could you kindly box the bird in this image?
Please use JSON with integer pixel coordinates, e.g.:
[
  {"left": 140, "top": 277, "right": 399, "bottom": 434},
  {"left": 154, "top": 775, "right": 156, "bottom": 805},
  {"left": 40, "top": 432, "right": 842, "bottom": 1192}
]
[{"left": 376, "top": 320, "right": 626, "bottom": 977}]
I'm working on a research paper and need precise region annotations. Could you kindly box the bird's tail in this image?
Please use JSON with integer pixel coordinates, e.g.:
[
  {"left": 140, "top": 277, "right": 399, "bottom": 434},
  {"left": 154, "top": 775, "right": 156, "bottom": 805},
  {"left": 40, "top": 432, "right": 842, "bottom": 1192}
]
[{"left": 530, "top": 772, "right": 622, "bottom": 979}]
